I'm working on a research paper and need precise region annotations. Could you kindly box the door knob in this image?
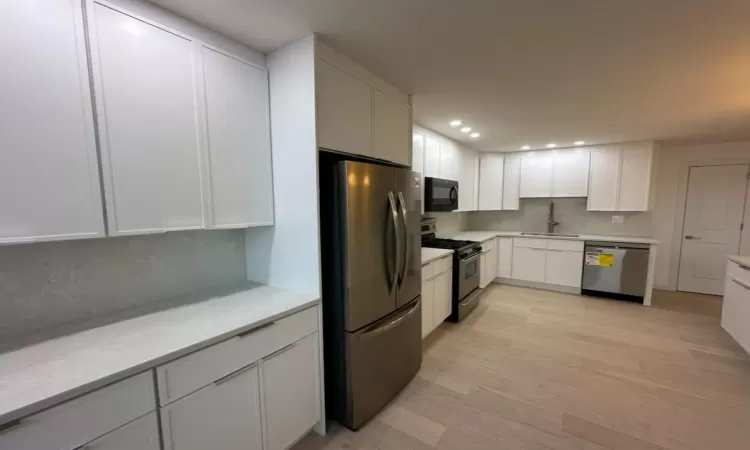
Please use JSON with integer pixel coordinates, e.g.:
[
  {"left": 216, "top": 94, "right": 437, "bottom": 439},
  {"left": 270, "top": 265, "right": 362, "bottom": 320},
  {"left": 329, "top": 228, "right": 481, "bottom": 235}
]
[{"left": 684, "top": 235, "right": 701, "bottom": 240}]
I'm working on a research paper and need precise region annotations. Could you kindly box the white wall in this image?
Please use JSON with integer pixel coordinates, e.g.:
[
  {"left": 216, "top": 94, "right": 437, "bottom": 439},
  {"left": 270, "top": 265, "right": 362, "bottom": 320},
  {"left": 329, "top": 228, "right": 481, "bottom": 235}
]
[{"left": 652, "top": 140, "right": 750, "bottom": 289}]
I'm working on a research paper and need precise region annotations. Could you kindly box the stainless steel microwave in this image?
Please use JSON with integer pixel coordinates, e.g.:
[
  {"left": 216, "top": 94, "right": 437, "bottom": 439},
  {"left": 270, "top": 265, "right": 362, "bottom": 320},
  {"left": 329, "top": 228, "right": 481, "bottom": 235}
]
[{"left": 424, "top": 177, "right": 458, "bottom": 212}]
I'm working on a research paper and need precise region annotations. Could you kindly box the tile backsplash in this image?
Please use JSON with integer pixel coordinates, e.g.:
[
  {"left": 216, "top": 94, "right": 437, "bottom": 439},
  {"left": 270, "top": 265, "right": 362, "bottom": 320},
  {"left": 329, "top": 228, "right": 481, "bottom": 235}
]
[
  {"left": 467, "top": 198, "right": 653, "bottom": 236},
  {"left": 0, "top": 230, "right": 247, "bottom": 345},
  {"left": 425, "top": 212, "right": 469, "bottom": 237}
]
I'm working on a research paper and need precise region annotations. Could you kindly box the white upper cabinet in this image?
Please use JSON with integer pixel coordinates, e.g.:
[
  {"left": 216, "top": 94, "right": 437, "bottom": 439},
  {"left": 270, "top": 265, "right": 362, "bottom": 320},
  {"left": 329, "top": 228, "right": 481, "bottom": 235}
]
[
  {"left": 520, "top": 151, "right": 553, "bottom": 198},
  {"left": 89, "top": 3, "right": 205, "bottom": 235},
  {"left": 439, "top": 141, "right": 460, "bottom": 182},
  {"left": 0, "top": 0, "right": 105, "bottom": 243},
  {"left": 201, "top": 47, "right": 273, "bottom": 228},
  {"left": 478, "top": 155, "right": 505, "bottom": 210},
  {"left": 457, "top": 148, "right": 479, "bottom": 211},
  {"left": 424, "top": 136, "right": 441, "bottom": 177},
  {"left": 373, "top": 89, "right": 411, "bottom": 166},
  {"left": 587, "top": 142, "right": 654, "bottom": 211},
  {"left": 502, "top": 154, "right": 522, "bottom": 210},
  {"left": 316, "top": 59, "right": 372, "bottom": 157},
  {"left": 412, "top": 133, "right": 425, "bottom": 213},
  {"left": 551, "top": 150, "right": 590, "bottom": 197}
]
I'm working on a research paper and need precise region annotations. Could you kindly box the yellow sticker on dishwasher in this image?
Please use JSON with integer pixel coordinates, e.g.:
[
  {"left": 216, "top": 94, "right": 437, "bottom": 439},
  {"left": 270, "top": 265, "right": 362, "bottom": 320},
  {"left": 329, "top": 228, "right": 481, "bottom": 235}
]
[{"left": 599, "top": 253, "right": 614, "bottom": 267}]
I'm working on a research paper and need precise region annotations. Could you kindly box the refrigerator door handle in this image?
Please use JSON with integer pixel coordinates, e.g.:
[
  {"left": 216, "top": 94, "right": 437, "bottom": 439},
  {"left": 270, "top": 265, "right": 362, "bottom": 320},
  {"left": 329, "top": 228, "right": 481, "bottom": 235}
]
[
  {"left": 359, "top": 298, "right": 420, "bottom": 340},
  {"left": 387, "top": 192, "right": 400, "bottom": 292},
  {"left": 397, "top": 191, "right": 409, "bottom": 286}
]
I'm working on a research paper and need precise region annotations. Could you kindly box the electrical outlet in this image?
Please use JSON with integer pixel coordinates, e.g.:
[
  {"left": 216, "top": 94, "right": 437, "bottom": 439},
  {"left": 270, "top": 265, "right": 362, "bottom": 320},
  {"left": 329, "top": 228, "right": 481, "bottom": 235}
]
[{"left": 612, "top": 215, "right": 624, "bottom": 224}]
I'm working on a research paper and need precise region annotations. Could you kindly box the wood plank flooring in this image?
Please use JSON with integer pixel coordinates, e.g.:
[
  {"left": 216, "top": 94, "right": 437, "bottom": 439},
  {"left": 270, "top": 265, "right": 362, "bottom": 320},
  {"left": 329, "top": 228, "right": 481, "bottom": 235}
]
[{"left": 294, "top": 285, "right": 750, "bottom": 450}]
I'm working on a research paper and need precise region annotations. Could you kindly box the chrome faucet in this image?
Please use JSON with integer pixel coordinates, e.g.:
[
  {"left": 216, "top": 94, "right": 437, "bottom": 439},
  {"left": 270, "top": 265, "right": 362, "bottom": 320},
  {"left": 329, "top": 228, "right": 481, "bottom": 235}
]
[{"left": 547, "top": 201, "right": 560, "bottom": 233}]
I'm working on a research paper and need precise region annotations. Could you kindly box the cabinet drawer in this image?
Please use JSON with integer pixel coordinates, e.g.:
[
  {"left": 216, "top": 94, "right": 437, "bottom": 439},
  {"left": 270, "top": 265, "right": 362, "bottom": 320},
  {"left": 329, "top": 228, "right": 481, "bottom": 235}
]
[
  {"left": 513, "top": 238, "right": 547, "bottom": 249},
  {"left": 481, "top": 238, "right": 495, "bottom": 252},
  {"left": 434, "top": 255, "right": 453, "bottom": 274},
  {"left": 422, "top": 262, "right": 435, "bottom": 280},
  {"left": 0, "top": 371, "right": 155, "bottom": 450},
  {"left": 157, "top": 306, "right": 318, "bottom": 406},
  {"left": 727, "top": 260, "right": 750, "bottom": 288},
  {"left": 546, "top": 239, "right": 584, "bottom": 252}
]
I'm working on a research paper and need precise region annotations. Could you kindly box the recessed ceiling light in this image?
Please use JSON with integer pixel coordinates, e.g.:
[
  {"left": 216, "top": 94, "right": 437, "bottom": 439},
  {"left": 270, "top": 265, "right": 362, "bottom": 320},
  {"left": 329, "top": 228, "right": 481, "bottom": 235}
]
[
  {"left": 449, "top": 120, "right": 462, "bottom": 127},
  {"left": 546, "top": 143, "right": 557, "bottom": 148},
  {"left": 521, "top": 145, "right": 530, "bottom": 150},
  {"left": 574, "top": 141, "right": 585, "bottom": 146},
  {"left": 470, "top": 132, "right": 480, "bottom": 138},
  {"left": 460, "top": 127, "right": 472, "bottom": 133}
]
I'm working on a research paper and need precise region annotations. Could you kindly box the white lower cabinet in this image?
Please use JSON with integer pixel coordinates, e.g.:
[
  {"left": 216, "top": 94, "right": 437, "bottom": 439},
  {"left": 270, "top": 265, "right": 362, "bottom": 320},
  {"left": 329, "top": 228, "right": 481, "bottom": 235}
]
[
  {"left": 722, "top": 263, "right": 750, "bottom": 353},
  {"left": 512, "top": 246, "right": 546, "bottom": 283},
  {"left": 434, "top": 271, "right": 452, "bottom": 325},
  {"left": 421, "top": 277, "right": 435, "bottom": 339},
  {"left": 262, "top": 333, "right": 321, "bottom": 450},
  {"left": 510, "top": 238, "right": 584, "bottom": 290},
  {"left": 421, "top": 255, "right": 452, "bottom": 338},
  {"left": 161, "top": 364, "right": 264, "bottom": 450},
  {"left": 84, "top": 412, "right": 160, "bottom": 450},
  {"left": 496, "top": 238, "right": 513, "bottom": 278},
  {"left": 544, "top": 250, "right": 583, "bottom": 288}
]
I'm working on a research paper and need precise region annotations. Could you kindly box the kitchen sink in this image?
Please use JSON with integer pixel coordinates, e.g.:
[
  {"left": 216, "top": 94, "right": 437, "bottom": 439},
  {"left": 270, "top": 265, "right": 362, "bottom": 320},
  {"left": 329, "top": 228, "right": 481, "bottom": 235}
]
[{"left": 521, "top": 232, "right": 580, "bottom": 238}]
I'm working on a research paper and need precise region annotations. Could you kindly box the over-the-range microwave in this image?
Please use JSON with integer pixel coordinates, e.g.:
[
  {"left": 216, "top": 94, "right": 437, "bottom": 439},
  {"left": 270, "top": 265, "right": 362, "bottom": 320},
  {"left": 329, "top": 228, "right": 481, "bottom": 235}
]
[{"left": 424, "top": 177, "right": 458, "bottom": 212}]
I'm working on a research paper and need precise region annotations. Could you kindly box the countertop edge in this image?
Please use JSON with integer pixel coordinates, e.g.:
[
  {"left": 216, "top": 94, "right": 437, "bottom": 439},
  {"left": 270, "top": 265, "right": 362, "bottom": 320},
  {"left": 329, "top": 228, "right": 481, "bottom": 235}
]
[
  {"left": 728, "top": 255, "right": 750, "bottom": 267},
  {"left": 448, "top": 230, "right": 659, "bottom": 245},
  {"left": 0, "top": 292, "right": 319, "bottom": 425},
  {"left": 421, "top": 248, "right": 454, "bottom": 265}
]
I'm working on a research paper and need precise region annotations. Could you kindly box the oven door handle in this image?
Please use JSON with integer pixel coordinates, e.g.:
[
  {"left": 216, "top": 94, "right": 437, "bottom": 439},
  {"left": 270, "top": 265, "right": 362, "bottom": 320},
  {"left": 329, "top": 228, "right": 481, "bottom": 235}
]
[{"left": 462, "top": 252, "right": 481, "bottom": 263}]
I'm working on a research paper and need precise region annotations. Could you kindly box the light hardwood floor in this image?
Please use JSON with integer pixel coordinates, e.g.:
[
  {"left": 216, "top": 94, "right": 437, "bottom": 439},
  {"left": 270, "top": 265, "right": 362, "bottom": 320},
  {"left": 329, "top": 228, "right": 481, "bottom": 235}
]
[{"left": 295, "top": 285, "right": 750, "bottom": 450}]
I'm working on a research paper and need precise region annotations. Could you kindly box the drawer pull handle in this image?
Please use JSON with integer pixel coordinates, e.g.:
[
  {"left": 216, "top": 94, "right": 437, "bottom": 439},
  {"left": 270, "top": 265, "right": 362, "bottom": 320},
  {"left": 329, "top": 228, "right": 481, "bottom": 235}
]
[
  {"left": 732, "top": 278, "right": 750, "bottom": 291},
  {"left": 265, "top": 341, "right": 297, "bottom": 360},
  {"left": 214, "top": 363, "right": 257, "bottom": 386},
  {"left": 739, "top": 264, "right": 750, "bottom": 271},
  {"left": 0, "top": 419, "right": 21, "bottom": 435},
  {"left": 237, "top": 321, "right": 275, "bottom": 338}
]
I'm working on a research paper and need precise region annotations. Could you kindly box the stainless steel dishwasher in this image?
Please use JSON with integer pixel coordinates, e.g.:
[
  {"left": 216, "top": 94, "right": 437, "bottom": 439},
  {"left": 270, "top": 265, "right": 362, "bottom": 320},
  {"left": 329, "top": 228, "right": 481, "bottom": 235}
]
[{"left": 581, "top": 241, "right": 650, "bottom": 302}]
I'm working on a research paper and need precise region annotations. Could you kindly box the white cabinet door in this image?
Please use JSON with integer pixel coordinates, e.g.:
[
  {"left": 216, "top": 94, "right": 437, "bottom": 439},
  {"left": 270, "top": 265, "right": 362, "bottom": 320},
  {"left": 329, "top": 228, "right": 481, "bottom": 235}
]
[
  {"left": 434, "top": 270, "right": 452, "bottom": 325},
  {"left": 373, "top": 89, "right": 411, "bottom": 165},
  {"left": 84, "top": 413, "right": 160, "bottom": 450},
  {"left": 458, "top": 148, "right": 479, "bottom": 211},
  {"left": 486, "top": 249, "right": 497, "bottom": 285},
  {"left": 587, "top": 147, "right": 620, "bottom": 211},
  {"left": 722, "top": 276, "right": 750, "bottom": 352},
  {"left": 262, "top": 333, "right": 321, "bottom": 450},
  {"left": 496, "top": 238, "right": 513, "bottom": 278},
  {"left": 552, "top": 150, "right": 590, "bottom": 197},
  {"left": 0, "top": 0, "right": 105, "bottom": 243},
  {"left": 90, "top": 4, "right": 204, "bottom": 235},
  {"left": 479, "top": 155, "right": 505, "bottom": 210},
  {"left": 439, "top": 142, "right": 460, "bottom": 182},
  {"left": 544, "top": 250, "right": 583, "bottom": 288},
  {"left": 618, "top": 143, "right": 653, "bottom": 211},
  {"left": 161, "top": 364, "right": 263, "bottom": 450},
  {"left": 421, "top": 278, "right": 435, "bottom": 338},
  {"left": 202, "top": 47, "right": 273, "bottom": 228},
  {"left": 424, "top": 136, "right": 441, "bottom": 178},
  {"left": 512, "top": 247, "right": 546, "bottom": 282},
  {"left": 519, "top": 152, "right": 553, "bottom": 198},
  {"left": 503, "top": 154, "right": 522, "bottom": 210},
  {"left": 316, "top": 59, "right": 372, "bottom": 157},
  {"left": 412, "top": 133, "right": 425, "bottom": 214}
]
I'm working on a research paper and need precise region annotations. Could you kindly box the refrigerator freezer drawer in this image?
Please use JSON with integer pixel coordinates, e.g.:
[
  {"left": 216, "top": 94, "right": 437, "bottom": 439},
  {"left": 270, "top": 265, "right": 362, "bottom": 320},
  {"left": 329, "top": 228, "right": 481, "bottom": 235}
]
[{"left": 343, "top": 297, "right": 422, "bottom": 429}]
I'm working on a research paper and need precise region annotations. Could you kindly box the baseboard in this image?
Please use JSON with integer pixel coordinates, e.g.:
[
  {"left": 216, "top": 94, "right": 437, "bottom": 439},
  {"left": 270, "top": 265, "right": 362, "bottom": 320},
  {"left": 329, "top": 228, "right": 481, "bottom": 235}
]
[{"left": 493, "top": 278, "right": 581, "bottom": 295}]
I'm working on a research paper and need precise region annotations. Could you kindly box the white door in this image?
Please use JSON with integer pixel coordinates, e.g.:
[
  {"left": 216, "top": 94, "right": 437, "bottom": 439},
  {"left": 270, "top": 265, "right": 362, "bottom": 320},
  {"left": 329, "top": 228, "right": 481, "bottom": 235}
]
[
  {"left": 618, "top": 143, "right": 653, "bottom": 211},
  {"left": 373, "top": 89, "right": 410, "bottom": 165},
  {"left": 552, "top": 150, "right": 590, "bottom": 197},
  {"left": 519, "top": 151, "right": 553, "bottom": 198},
  {"left": 0, "top": 0, "right": 105, "bottom": 243},
  {"left": 161, "top": 364, "right": 263, "bottom": 450},
  {"left": 316, "top": 59, "right": 372, "bottom": 157},
  {"left": 424, "top": 136, "right": 441, "bottom": 178},
  {"left": 83, "top": 413, "right": 160, "bottom": 450},
  {"left": 412, "top": 133, "right": 425, "bottom": 214},
  {"left": 512, "top": 247, "right": 546, "bottom": 282},
  {"left": 421, "top": 278, "right": 435, "bottom": 338},
  {"left": 202, "top": 47, "right": 273, "bottom": 228},
  {"left": 496, "top": 238, "right": 513, "bottom": 278},
  {"left": 479, "top": 155, "right": 505, "bottom": 210},
  {"left": 503, "top": 155, "right": 522, "bottom": 210},
  {"left": 262, "top": 333, "right": 321, "bottom": 450},
  {"left": 434, "top": 270, "right": 452, "bottom": 325},
  {"left": 678, "top": 165, "right": 748, "bottom": 295},
  {"left": 587, "top": 147, "right": 620, "bottom": 211},
  {"left": 90, "top": 4, "right": 204, "bottom": 234},
  {"left": 544, "top": 250, "right": 583, "bottom": 288}
]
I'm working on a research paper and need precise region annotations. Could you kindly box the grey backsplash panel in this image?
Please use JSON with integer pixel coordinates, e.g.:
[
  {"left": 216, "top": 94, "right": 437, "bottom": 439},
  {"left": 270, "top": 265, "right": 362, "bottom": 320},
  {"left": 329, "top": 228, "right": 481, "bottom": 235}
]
[
  {"left": 467, "top": 198, "right": 653, "bottom": 236},
  {"left": 0, "top": 230, "right": 247, "bottom": 344},
  {"left": 424, "top": 212, "right": 469, "bottom": 237}
]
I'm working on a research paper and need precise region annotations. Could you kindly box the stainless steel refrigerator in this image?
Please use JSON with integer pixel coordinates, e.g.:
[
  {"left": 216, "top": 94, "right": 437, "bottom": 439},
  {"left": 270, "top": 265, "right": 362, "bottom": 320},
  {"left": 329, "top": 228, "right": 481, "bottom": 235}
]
[{"left": 319, "top": 157, "right": 422, "bottom": 430}]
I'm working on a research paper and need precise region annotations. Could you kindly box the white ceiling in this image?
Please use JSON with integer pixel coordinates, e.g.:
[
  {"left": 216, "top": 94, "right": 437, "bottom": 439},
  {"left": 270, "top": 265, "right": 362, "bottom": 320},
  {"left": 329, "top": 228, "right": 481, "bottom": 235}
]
[{"left": 149, "top": 0, "right": 750, "bottom": 151}]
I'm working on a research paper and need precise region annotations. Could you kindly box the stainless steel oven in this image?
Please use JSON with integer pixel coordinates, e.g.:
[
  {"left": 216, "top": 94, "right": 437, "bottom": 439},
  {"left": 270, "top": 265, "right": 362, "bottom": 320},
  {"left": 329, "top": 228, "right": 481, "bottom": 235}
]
[
  {"left": 457, "top": 249, "right": 480, "bottom": 300},
  {"left": 424, "top": 177, "right": 458, "bottom": 212}
]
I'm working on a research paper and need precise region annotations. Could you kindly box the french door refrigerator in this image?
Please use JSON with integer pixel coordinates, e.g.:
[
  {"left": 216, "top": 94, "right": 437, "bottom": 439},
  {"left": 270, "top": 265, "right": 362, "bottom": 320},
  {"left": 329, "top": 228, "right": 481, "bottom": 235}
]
[{"left": 320, "top": 157, "right": 422, "bottom": 430}]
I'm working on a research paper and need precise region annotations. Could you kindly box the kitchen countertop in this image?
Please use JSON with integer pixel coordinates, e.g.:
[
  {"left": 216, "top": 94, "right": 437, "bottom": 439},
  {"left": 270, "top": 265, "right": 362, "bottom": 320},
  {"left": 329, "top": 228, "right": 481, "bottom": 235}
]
[
  {"left": 728, "top": 255, "right": 750, "bottom": 267},
  {"left": 421, "top": 248, "right": 454, "bottom": 265},
  {"left": 448, "top": 230, "right": 659, "bottom": 245},
  {"left": 0, "top": 282, "right": 319, "bottom": 425}
]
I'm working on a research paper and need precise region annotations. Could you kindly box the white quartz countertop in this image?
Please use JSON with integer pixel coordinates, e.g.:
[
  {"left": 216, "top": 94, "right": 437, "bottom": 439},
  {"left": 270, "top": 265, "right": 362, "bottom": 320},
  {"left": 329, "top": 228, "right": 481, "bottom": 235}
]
[
  {"left": 421, "top": 248, "right": 454, "bottom": 265},
  {"left": 0, "top": 283, "right": 319, "bottom": 425},
  {"left": 447, "top": 230, "right": 658, "bottom": 245},
  {"left": 728, "top": 255, "right": 750, "bottom": 267}
]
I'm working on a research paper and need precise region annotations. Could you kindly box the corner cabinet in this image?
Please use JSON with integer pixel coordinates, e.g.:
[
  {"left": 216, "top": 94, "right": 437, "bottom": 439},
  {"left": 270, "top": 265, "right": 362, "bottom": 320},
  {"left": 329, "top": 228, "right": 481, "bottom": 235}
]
[
  {"left": 587, "top": 142, "right": 654, "bottom": 212},
  {"left": 0, "top": 0, "right": 105, "bottom": 244}
]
